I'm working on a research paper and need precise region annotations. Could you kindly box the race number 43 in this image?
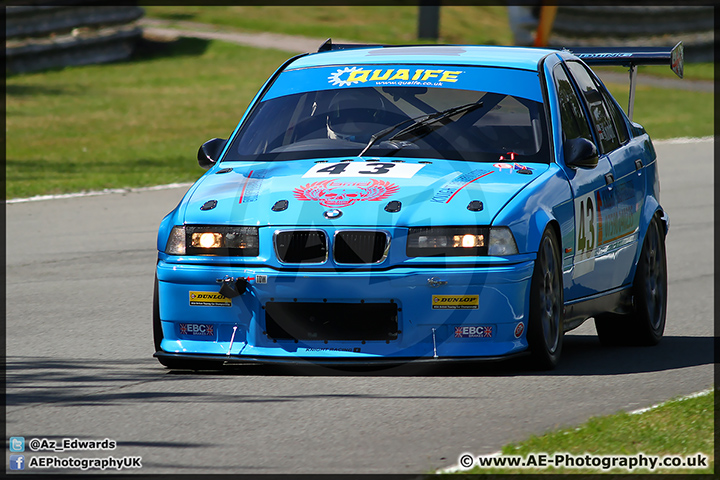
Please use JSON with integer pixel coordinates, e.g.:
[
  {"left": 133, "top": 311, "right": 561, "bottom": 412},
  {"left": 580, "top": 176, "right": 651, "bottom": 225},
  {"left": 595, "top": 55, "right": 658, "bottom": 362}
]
[
  {"left": 574, "top": 193, "right": 598, "bottom": 259},
  {"left": 303, "top": 161, "right": 425, "bottom": 178}
]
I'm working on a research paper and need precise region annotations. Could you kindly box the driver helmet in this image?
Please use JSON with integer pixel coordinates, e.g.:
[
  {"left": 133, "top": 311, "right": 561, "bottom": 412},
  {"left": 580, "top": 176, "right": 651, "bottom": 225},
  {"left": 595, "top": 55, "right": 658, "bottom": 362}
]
[{"left": 326, "top": 89, "right": 386, "bottom": 142}]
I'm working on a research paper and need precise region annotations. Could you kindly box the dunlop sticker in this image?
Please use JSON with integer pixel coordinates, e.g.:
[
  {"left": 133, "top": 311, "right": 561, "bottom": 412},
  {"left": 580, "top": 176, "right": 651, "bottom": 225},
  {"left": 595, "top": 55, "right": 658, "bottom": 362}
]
[
  {"left": 432, "top": 295, "right": 479, "bottom": 309},
  {"left": 190, "top": 291, "right": 232, "bottom": 307}
]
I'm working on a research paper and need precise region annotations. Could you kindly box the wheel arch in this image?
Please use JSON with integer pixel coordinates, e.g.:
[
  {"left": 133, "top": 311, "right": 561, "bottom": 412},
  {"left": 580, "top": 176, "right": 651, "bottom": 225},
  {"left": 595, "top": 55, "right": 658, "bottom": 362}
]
[
  {"left": 522, "top": 208, "right": 564, "bottom": 258},
  {"left": 625, "top": 200, "right": 666, "bottom": 291},
  {"left": 637, "top": 197, "right": 667, "bottom": 258}
]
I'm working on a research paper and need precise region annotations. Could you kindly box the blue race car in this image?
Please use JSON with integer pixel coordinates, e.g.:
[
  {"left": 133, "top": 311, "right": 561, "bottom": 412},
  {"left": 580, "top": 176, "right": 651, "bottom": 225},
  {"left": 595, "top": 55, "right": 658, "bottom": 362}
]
[{"left": 154, "top": 41, "right": 683, "bottom": 370}]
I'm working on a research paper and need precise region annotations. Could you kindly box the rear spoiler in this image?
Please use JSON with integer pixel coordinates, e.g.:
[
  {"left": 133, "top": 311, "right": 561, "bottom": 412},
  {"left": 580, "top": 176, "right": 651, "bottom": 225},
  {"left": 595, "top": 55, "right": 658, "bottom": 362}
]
[
  {"left": 561, "top": 42, "right": 683, "bottom": 120},
  {"left": 318, "top": 38, "right": 383, "bottom": 52}
]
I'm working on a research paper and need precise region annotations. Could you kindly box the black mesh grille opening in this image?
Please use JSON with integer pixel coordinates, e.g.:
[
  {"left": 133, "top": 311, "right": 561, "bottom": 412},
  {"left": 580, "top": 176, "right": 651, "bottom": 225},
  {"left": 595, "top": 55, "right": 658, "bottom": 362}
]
[
  {"left": 265, "top": 302, "right": 398, "bottom": 341},
  {"left": 275, "top": 230, "right": 327, "bottom": 263},
  {"left": 334, "top": 231, "right": 388, "bottom": 264}
]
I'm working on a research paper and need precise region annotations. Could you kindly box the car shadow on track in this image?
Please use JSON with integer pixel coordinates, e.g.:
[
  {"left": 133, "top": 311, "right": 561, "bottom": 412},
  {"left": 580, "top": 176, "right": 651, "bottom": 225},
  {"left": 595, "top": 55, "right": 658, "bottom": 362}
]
[
  {"left": 163, "top": 334, "right": 714, "bottom": 377},
  {"left": 6, "top": 335, "right": 713, "bottom": 395}
]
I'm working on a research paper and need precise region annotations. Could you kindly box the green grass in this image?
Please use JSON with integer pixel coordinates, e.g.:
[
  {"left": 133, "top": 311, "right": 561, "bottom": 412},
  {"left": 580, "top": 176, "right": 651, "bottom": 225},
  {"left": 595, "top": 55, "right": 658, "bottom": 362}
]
[
  {"left": 142, "top": 6, "right": 713, "bottom": 82},
  {"left": 6, "top": 11, "right": 714, "bottom": 199},
  {"left": 604, "top": 81, "right": 713, "bottom": 139},
  {"left": 141, "top": 5, "right": 515, "bottom": 45},
  {"left": 443, "top": 389, "right": 714, "bottom": 475},
  {"left": 7, "top": 39, "right": 291, "bottom": 199}
]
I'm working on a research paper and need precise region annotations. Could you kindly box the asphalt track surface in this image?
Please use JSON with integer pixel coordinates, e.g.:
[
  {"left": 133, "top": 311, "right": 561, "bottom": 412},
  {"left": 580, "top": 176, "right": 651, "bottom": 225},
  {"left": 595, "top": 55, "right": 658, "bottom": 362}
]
[{"left": 6, "top": 139, "right": 714, "bottom": 474}]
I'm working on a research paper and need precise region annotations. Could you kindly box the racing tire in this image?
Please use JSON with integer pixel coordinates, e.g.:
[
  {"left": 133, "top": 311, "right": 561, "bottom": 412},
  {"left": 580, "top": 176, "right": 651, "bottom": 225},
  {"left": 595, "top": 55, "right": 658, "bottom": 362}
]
[
  {"left": 595, "top": 215, "right": 667, "bottom": 346},
  {"left": 527, "top": 227, "right": 564, "bottom": 370},
  {"left": 153, "top": 275, "right": 221, "bottom": 371}
]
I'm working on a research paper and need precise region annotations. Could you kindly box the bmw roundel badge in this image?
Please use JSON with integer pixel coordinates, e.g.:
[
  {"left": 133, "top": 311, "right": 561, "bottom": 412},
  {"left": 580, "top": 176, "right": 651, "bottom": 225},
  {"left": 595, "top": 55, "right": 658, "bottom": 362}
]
[{"left": 323, "top": 209, "right": 343, "bottom": 219}]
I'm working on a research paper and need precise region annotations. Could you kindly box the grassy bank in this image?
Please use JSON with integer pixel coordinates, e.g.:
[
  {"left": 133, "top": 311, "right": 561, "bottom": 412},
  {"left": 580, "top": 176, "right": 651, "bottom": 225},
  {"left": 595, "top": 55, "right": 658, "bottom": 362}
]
[
  {"left": 7, "top": 40, "right": 290, "bottom": 199},
  {"left": 442, "top": 389, "right": 714, "bottom": 475},
  {"left": 7, "top": 37, "right": 713, "bottom": 199},
  {"left": 142, "top": 5, "right": 515, "bottom": 45}
]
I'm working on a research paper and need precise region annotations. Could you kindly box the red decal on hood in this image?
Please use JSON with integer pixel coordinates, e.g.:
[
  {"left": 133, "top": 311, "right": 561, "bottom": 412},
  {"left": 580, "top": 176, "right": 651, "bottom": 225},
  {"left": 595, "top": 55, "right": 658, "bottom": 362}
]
[{"left": 293, "top": 179, "right": 399, "bottom": 208}]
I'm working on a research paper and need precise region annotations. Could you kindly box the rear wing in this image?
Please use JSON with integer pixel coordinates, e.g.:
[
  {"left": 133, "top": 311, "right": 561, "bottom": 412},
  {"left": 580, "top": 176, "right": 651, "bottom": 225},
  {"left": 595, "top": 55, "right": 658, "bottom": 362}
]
[{"left": 561, "top": 42, "right": 684, "bottom": 121}]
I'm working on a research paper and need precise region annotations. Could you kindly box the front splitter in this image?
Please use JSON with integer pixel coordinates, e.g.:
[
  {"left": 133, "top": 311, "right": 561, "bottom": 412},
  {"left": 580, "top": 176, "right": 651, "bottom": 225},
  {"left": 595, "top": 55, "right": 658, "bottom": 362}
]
[{"left": 154, "top": 350, "right": 529, "bottom": 368}]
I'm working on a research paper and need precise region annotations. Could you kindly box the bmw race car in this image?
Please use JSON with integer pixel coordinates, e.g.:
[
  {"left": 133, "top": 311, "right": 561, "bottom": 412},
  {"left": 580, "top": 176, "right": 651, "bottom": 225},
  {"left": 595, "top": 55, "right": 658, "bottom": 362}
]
[{"left": 154, "top": 40, "right": 683, "bottom": 370}]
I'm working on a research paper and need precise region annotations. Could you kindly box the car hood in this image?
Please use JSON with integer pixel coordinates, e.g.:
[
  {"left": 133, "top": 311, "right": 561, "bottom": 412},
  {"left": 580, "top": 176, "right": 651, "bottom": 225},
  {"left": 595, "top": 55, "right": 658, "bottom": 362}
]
[{"left": 183, "top": 158, "right": 548, "bottom": 227}]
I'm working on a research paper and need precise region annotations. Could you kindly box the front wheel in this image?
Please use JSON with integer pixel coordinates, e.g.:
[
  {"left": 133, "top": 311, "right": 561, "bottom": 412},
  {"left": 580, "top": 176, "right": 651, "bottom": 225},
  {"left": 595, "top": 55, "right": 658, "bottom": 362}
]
[
  {"left": 527, "top": 228, "right": 564, "bottom": 370},
  {"left": 595, "top": 215, "right": 667, "bottom": 346}
]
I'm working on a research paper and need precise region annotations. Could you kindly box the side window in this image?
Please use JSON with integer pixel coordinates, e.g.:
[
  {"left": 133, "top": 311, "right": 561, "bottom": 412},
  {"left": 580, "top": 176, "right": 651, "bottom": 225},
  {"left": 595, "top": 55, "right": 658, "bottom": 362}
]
[
  {"left": 552, "top": 64, "right": 593, "bottom": 144},
  {"left": 566, "top": 61, "right": 620, "bottom": 153},
  {"left": 599, "top": 87, "right": 630, "bottom": 145}
]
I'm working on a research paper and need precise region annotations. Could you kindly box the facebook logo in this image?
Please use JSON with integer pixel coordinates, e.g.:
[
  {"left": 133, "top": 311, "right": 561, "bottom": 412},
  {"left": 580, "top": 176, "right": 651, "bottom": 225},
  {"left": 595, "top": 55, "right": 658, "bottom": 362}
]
[
  {"left": 9, "top": 437, "right": 25, "bottom": 452},
  {"left": 9, "top": 455, "right": 25, "bottom": 470}
]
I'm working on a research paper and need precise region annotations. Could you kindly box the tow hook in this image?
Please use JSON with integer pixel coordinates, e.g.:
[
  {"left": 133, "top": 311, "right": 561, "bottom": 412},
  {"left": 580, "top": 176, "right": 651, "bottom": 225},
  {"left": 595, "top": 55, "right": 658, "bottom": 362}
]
[{"left": 217, "top": 275, "right": 252, "bottom": 298}]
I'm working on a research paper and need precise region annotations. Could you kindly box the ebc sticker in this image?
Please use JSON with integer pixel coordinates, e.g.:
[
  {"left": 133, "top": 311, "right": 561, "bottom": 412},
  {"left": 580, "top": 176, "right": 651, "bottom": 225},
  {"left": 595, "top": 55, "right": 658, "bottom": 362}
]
[
  {"left": 432, "top": 295, "right": 479, "bottom": 309},
  {"left": 303, "top": 161, "right": 425, "bottom": 178},
  {"left": 189, "top": 291, "right": 232, "bottom": 307},
  {"left": 294, "top": 178, "right": 399, "bottom": 208},
  {"left": 454, "top": 325, "right": 493, "bottom": 338},
  {"left": 431, "top": 169, "right": 492, "bottom": 203},
  {"left": 180, "top": 323, "right": 215, "bottom": 336}
]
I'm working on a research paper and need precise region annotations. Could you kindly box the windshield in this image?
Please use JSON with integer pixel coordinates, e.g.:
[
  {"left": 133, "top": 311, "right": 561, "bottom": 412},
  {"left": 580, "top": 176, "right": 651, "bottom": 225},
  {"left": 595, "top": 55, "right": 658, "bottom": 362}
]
[{"left": 224, "top": 65, "right": 550, "bottom": 163}]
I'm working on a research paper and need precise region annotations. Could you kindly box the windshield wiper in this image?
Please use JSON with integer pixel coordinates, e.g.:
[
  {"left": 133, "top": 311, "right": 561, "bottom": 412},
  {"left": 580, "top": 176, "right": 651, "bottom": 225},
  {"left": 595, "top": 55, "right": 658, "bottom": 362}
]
[{"left": 358, "top": 101, "right": 483, "bottom": 157}]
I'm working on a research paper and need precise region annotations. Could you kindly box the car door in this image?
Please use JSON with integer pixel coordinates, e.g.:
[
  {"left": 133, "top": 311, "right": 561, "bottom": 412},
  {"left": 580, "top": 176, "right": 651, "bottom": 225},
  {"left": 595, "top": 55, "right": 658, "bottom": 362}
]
[
  {"left": 566, "top": 61, "right": 644, "bottom": 291},
  {"left": 552, "top": 62, "right": 619, "bottom": 300}
]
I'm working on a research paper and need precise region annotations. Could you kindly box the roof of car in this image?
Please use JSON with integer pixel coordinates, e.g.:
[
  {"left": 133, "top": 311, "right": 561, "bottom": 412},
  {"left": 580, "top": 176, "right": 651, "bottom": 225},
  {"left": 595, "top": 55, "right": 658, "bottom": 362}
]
[{"left": 289, "top": 45, "right": 559, "bottom": 71}]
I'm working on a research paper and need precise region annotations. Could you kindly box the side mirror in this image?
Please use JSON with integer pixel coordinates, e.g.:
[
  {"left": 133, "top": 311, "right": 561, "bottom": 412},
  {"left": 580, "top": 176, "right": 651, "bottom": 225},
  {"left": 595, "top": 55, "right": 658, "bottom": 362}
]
[
  {"left": 197, "top": 138, "right": 227, "bottom": 169},
  {"left": 564, "top": 137, "right": 598, "bottom": 169}
]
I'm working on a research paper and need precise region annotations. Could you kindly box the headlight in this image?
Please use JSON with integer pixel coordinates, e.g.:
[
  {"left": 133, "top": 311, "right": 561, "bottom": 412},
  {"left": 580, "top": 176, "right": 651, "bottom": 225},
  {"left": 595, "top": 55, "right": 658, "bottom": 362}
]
[
  {"left": 165, "top": 226, "right": 186, "bottom": 255},
  {"left": 164, "top": 225, "right": 259, "bottom": 256},
  {"left": 488, "top": 227, "right": 519, "bottom": 256},
  {"left": 406, "top": 226, "right": 517, "bottom": 257}
]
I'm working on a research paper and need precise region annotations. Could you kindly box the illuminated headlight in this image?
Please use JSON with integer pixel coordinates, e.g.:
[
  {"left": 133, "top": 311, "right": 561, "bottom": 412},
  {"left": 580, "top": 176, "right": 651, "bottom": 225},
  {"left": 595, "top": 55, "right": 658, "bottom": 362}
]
[
  {"left": 164, "top": 225, "right": 259, "bottom": 256},
  {"left": 406, "top": 226, "right": 517, "bottom": 257}
]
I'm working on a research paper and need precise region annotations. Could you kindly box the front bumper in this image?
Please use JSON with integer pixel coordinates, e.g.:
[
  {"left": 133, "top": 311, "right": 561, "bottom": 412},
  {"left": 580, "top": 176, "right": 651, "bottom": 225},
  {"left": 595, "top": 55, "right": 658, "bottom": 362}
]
[{"left": 155, "top": 259, "right": 535, "bottom": 362}]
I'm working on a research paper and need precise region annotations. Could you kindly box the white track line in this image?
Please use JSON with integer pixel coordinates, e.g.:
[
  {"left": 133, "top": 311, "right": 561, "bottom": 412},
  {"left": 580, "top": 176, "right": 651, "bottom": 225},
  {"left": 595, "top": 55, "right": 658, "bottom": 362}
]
[
  {"left": 5, "top": 137, "right": 712, "bottom": 205},
  {"left": 653, "top": 136, "right": 713, "bottom": 144},
  {"left": 628, "top": 387, "right": 713, "bottom": 415},
  {"left": 436, "top": 387, "right": 714, "bottom": 474},
  {"left": 6, "top": 182, "right": 194, "bottom": 204}
]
